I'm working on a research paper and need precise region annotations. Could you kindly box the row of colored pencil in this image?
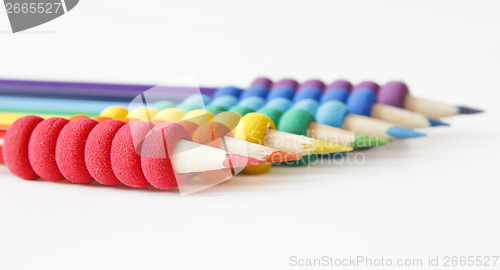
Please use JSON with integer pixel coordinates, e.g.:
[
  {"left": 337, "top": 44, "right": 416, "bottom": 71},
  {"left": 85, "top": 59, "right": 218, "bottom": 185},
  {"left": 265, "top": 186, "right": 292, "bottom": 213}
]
[{"left": 0, "top": 77, "right": 482, "bottom": 192}]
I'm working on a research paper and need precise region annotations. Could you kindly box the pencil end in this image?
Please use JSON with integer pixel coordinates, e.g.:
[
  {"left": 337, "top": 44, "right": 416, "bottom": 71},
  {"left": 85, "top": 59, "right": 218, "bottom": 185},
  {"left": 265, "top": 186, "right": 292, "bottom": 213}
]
[
  {"left": 387, "top": 126, "right": 426, "bottom": 139},
  {"left": 427, "top": 117, "right": 450, "bottom": 127},
  {"left": 352, "top": 134, "right": 390, "bottom": 148},
  {"left": 308, "top": 140, "right": 353, "bottom": 154},
  {"left": 223, "top": 153, "right": 263, "bottom": 168},
  {"left": 264, "top": 151, "right": 302, "bottom": 163},
  {"left": 458, "top": 106, "right": 484, "bottom": 115}
]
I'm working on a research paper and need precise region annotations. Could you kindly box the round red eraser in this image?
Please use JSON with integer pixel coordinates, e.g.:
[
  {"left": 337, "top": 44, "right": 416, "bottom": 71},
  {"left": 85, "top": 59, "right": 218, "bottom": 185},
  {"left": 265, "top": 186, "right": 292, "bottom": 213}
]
[
  {"left": 28, "top": 117, "right": 69, "bottom": 181},
  {"left": 55, "top": 118, "right": 98, "bottom": 183},
  {"left": 110, "top": 121, "right": 152, "bottom": 188},
  {"left": 140, "top": 122, "right": 191, "bottom": 190},
  {"left": 85, "top": 119, "right": 125, "bottom": 185},
  {"left": 2, "top": 115, "right": 43, "bottom": 180}
]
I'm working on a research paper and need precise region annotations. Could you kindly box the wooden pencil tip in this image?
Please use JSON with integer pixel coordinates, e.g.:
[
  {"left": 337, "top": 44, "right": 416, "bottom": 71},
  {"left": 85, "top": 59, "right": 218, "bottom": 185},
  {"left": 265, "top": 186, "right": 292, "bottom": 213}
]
[{"left": 223, "top": 153, "right": 264, "bottom": 168}]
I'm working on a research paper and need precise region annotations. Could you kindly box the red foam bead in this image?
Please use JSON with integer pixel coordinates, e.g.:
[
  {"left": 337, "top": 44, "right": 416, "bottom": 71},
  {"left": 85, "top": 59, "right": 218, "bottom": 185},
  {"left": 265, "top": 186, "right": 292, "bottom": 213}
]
[
  {"left": 110, "top": 121, "right": 152, "bottom": 188},
  {"left": 141, "top": 122, "right": 191, "bottom": 190},
  {"left": 55, "top": 118, "right": 98, "bottom": 183},
  {"left": 28, "top": 117, "right": 70, "bottom": 181},
  {"left": 2, "top": 115, "right": 43, "bottom": 180},
  {"left": 85, "top": 119, "right": 125, "bottom": 185}
]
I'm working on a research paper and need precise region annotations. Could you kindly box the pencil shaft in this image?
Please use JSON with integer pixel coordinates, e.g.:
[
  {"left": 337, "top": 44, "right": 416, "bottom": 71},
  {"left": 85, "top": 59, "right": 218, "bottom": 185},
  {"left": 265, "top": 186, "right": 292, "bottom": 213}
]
[{"left": 0, "top": 79, "right": 216, "bottom": 102}]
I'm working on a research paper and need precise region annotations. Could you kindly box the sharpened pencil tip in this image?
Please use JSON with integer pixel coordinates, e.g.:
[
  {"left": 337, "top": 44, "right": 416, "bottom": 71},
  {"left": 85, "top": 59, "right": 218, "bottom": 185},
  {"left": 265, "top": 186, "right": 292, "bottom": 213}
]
[
  {"left": 223, "top": 153, "right": 263, "bottom": 168},
  {"left": 427, "top": 117, "right": 450, "bottom": 127},
  {"left": 264, "top": 151, "right": 302, "bottom": 163},
  {"left": 307, "top": 140, "right": 353, "bottom": 154},
  {"left": 387, "top": 126, "right": 426, "bottom": 139},
  {"left": 458, "top": 106, "right": 484, "bottom": 115},
  {"left": 352, "top": 134, "right": 389, "bottom": 148}
]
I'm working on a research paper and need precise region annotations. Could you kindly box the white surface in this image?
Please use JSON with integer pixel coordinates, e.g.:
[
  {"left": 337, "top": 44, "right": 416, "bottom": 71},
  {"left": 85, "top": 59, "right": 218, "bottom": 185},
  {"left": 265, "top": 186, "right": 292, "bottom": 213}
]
[{"left": 1, "top": 1, "right": 500, "bottom": 269}]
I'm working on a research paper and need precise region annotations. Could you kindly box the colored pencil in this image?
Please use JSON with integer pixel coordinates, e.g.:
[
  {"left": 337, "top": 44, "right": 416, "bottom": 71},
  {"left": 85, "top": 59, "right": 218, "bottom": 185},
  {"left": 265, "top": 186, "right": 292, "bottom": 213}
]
[
  {"left": 210, "top": 86, "right": 424, "bottom": 141},
  {"left": 240, "top": 78, "right": 448, "bottom": 128},
  {"left": 323, "top": 80, "right": 449, "bottom": 128},
  {"left": 376, "top": 81, "right": 483, "bottom": 118},
  {"left": 1, "top": 102, "right": 350, "bottom": 165},
  {"left": 0, "top": 94, "right": 352, "bottom": 157},
  {"left": 1, "top": 116, "right": 263, "bottom": 172},
  {"left": 127, "top": 106, "right": 352, "bottom": 156},
  {"left": 0, "top": 111, "right": 302, "bottom": 164},
  {"left": 0, "top": 79, "right": 215, "bottom": 102},
  {"left": 0, "top": 78, "right": 480, "bottom": 121}
]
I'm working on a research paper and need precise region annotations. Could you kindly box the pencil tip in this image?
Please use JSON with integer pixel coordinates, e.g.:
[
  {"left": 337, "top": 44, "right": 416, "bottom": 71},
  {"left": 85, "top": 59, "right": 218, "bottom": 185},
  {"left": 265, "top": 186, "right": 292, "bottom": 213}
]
[
  {"left": 427, "top": 117, "right": 450, "bottom": 127},
  {"left": 352, "top": 134, "right": 389, "bottom": 148},
  {"left": 387, "top": 126, "right": 426, "bottom": 139},
  {"left": 308, "top": 140, "right": 353, "bottom": 154},
  {"left": 458, "top": 106, "right": 484, "bottom": 114},
  {"left": 264, "top": 151, "right": 302, "bottom": 163},
  {"left": 223, "top": 153, "right": 263, "bottom": 168}
]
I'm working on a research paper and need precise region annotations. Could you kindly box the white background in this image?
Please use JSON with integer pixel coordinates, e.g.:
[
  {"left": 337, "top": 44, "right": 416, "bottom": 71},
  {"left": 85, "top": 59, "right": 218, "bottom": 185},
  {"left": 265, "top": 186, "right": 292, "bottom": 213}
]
[{"left": 1, "top": 1, "right": 500, "bottom": 269}]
